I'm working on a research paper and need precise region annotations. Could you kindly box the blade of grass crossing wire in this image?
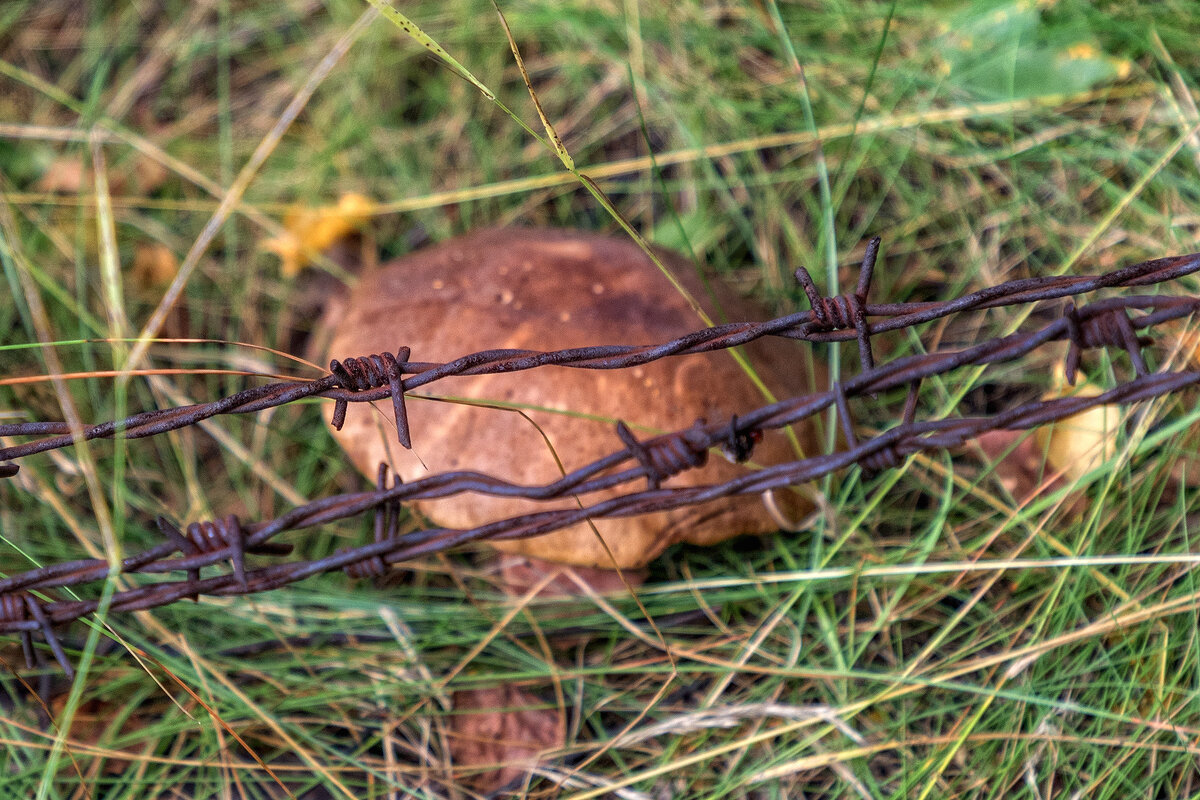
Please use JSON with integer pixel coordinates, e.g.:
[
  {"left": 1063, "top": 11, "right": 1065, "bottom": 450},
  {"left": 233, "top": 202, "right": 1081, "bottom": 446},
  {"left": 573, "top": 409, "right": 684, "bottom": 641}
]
[
  {"left": 577, "top": 178, "right": 804, "bottom": 453},
  {"left": 37, "top": 580, "right": 120, "bottom": 800},
  {"left": 621, "top": 57, "right": 822, "bottom": 466},
  {"left": 90, "top": 135, "right": 132, "bottom": 591},
  {"left": 0, "top": 192, "right": 125, "bottom": 799},
  {"left": 573, "top": 160, "right": 792, "bottom": 441},
  {"left": 765, "top": 0, "right": 840, "bottom": 565},
  {"left": 625, "top": 62, "right": 777, "bottom": 419},
  {"left": 0, "top": 199, "right": 121, "bottom": 563}
]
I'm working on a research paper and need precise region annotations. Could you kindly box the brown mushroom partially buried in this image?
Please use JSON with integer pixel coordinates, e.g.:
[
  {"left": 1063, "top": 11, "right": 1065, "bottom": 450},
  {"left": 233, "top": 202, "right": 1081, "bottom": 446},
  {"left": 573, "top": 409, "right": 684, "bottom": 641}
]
[{"left": 321, "top": 226, "right": 825, "bottom": 577}]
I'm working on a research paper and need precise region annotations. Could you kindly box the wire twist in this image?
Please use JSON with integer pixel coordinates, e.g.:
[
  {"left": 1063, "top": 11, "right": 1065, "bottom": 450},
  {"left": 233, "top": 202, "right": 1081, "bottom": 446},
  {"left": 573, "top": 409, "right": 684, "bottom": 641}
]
[
  {"left": 0, "top": 592, "right": 73, "bottom": 678},
  {"left": 616, "top": 420, "right": 711, "bottom": 490},
  {"left": 329, "top": 347, "right": 412, "bottom": 449},
  {"left": 157, "top": 515, "right": 291, "bottom": 593},
  {"left": 1063, "top": 302, "right": 1151, "bottom": 384},
  {"left": 833, "top": 379, "right": 917, "bottom": 475},
  {"left": 342, "top": 463, "right": 403, "bottom": 580},
  {"left": 795, "top": 236, "right": 881, "bottom": 374}
]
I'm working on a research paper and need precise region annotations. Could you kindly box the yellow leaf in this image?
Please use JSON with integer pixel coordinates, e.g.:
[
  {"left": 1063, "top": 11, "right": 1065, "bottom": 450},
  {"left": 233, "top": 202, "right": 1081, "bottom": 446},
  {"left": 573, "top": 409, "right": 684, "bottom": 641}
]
[
  {"left": 262, "top": 192, "right": 376, "bottom": 277},
  {"left": 1065, "top": 42, "right": 1099, "bottom": 60},
  {"left": 1035, "top": 365, "right": 1117, "bottom": 483}
]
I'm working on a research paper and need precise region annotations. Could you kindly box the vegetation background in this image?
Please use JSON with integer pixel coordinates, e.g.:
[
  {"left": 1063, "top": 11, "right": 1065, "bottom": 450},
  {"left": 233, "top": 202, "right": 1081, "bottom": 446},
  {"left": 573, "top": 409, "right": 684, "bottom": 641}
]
[{"left": 2, "top": 0, "right": 1200, "bottom": 796}]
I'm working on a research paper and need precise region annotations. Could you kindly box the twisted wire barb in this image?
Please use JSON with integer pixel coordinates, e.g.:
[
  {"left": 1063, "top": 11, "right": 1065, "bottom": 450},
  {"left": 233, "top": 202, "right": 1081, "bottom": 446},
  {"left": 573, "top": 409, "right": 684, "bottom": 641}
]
[
  {"left": 3, "top": 244, "right": 1200, "bottom": 673},
  {"left": 339, "top": 462, "right": 403, "bottom": 579},
  {"left": 329, "top": 346, "right": 412, "bottom": 447},
  {"left": 795, "top": 235, "right": 880, "bottom": 373}
]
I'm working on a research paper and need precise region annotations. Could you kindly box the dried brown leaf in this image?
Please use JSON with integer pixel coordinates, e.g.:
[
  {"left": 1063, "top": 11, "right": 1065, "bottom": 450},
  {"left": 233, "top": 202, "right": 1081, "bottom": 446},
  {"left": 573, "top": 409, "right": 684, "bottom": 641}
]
[{"left": 448, "top": 684, "right": 564, "bottom": 793}]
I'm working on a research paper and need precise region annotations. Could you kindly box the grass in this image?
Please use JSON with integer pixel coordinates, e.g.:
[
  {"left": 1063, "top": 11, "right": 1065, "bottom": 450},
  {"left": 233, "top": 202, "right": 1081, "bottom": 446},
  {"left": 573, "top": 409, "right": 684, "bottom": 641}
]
[{"left": 2, "top": 0, "right": 1200, "bottom": 796}]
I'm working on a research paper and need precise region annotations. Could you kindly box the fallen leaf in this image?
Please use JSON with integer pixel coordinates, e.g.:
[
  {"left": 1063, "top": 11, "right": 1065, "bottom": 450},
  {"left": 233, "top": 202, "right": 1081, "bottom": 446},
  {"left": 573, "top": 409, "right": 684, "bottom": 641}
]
[
  {"left": 261, "top": 192, "right": 376, "bottom": 277},
  {"left": 1035, "top": 368, "right": 1117, "bottom": 484},
  {"left": 974, "top": 366, "right": 1117, "bottom": 510},
  {"left": 130, "top": 242, "right": 179, "bottom": 288},
  {"left": 448, "top": 684, "right": 564, "bottom": 793},
  {"left": 974, "top": 429, "right": 1058, "bottom": 504},
  {"left": 35, "top": 156, "right": 89, "bottom": 194}
]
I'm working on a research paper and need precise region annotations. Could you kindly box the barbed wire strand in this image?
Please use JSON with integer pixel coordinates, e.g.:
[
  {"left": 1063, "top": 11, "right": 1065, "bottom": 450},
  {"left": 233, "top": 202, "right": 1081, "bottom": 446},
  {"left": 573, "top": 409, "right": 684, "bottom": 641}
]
[
  {"left": 2, "top": 245, "right": 1200, "bottom": 673},
  {"left": 2, "top": 250, "right": 1197, "bottom": 464}
]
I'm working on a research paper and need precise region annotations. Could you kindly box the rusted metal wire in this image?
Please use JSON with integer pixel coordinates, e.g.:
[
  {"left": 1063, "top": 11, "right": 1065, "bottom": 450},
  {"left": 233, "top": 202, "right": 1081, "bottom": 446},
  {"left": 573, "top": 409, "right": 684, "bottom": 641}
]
[
  {"left": 616, "top": 419, "right": 711, "bottom": 490},
  {"left": 2, "top": 244, "right": 1200, "bottom": 673},
  {"left": 329, "top": 346, "right": 412, "bottom": 448},
  {"left": 795, "top": 235, "right": 881, "bottom": 373},
  {"left": 2, "top": 249, "right": 1197, "bottom": 467}
]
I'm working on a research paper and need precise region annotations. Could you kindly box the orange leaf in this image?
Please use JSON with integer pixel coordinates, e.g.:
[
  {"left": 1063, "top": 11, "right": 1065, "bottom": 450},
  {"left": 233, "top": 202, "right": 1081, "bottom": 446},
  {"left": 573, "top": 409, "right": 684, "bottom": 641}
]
[{"left": 261, "top": 192, "right": 376, "bottom": 277}]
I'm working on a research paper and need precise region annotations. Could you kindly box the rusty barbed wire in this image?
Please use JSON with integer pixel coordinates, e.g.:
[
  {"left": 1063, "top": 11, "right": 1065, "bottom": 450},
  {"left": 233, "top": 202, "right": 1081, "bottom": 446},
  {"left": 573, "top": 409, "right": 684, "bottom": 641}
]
[
  {"left": 1, "top": 248, "right": 1197, "bottom": 467},
  {"left": 3, "top": 245, "right": 1200, "bottom": 673},
  {"left": 1, "top": 363, "right": 1197, "bottom": 653}
]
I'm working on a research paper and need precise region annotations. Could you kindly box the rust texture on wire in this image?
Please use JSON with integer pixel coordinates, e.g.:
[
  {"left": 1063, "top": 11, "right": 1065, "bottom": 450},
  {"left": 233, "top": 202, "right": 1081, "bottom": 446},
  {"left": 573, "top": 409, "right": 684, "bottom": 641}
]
[
  {"left": 2, "top": 243, "right": 1200, "bottom": 675},
  {"left": 2, "top": 242, "right": 1197, "bottom": 463}
]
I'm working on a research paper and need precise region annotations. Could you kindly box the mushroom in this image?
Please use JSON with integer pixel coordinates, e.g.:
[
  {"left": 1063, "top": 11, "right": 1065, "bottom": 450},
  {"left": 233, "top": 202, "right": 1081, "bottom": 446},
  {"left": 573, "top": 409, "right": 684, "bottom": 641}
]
[{"left": 322, "top": 227, "right": 824, "bottom": 573}]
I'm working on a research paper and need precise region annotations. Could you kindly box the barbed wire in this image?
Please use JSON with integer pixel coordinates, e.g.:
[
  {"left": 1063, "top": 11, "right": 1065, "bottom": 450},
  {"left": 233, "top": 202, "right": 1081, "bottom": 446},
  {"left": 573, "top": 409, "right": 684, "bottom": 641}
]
[
  {"left": 2, "top": 246, "right": 1197, "bottom": 464},
  {"left": 2, "top": 244, "right": 1199, "bottom": 676}
]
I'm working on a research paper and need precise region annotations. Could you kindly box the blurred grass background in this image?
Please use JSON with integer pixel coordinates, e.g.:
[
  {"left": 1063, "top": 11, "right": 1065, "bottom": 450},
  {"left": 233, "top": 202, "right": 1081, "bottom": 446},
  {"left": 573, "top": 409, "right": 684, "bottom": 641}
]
[{"left": 3, "top": 0, "right": 1200, "bottom": 797}]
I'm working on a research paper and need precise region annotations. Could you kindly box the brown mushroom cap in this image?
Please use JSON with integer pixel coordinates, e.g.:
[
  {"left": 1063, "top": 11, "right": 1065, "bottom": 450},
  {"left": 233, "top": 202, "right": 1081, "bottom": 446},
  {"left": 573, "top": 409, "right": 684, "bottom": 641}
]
[{"left": 324, "top": 227, "right": 824, "bottom": 569}]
